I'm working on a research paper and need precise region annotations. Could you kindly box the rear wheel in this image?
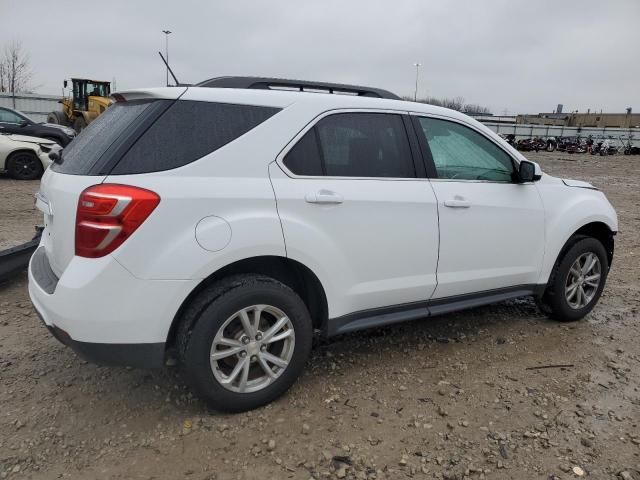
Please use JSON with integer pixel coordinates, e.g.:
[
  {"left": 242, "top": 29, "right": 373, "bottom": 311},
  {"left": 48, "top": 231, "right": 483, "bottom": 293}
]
[
  {"left": 537, "top": 237, "right": 608, "bottom": 321},
  {"left": 178, "top": 274, "right": 313, "bottom": 412},
  {"left": 7, "top": 151, "right": 44, "bottom": 180}
]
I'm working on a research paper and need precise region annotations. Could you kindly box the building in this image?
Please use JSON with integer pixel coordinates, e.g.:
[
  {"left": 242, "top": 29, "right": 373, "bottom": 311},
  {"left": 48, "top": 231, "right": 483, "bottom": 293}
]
[{"left": 516, "top": 110, "right": 640, "bottom": 129}]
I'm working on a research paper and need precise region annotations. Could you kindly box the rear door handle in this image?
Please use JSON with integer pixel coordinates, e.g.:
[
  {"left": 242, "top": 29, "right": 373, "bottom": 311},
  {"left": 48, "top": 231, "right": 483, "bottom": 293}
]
[
  {"left": 305, "top": 190, "right": 343, "bottom": 204},
  {"left": 444, "top": 197, "right": 471, "bottom": 208}
]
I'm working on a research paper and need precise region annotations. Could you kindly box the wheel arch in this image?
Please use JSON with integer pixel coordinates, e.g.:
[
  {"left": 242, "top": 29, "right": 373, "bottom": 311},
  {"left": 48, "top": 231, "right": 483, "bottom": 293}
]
[
  {"left": 540, "top": 220, "right": 616, "bottom": 287},
  {"left": 6, "top": 148, "right": 39, "bottom": 165},
  {"left": 165, "top": 255, "right": 328, "bottom": 354}
]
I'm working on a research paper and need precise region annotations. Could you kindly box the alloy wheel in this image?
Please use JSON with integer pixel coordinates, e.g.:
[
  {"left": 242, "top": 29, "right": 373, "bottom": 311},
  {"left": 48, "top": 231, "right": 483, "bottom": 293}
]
[
  {"left": 12, "top": 154, "right": 39, "bottom": 179},
  {"left": 565, "top": 252, "right": 601, "bottom": 309},
  {"left": 210, "top": 305, "right": 295, "bottom": 393}
]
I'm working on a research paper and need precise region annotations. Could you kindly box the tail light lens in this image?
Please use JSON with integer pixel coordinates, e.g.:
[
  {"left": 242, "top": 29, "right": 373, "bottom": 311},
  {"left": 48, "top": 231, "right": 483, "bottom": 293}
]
[{"left": 75, "top": 184, "right": 160, "bottom": 258}]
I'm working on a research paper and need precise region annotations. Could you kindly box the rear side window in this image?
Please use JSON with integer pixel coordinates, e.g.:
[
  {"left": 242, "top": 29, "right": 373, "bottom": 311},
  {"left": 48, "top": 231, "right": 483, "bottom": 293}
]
[
  {"left": 283, "top": 113, "right": 415, "bottom": 178},
  {"left": 111, "top": 101, "right": 280, "bottom": 174},
  {"left": 52, "top": 101, "right": 158, "bottom": 174},
  {"left": 282, "top": 128, "right": 324, "bottom": 176}
]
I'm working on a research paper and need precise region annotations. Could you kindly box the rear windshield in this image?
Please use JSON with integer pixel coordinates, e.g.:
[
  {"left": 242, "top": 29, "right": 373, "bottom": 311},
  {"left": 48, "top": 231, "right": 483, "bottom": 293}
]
[
  {"left": 52, "top": 100, "right": 159, "bottom": 175},
  {"left": 52, "top": 99, "right": 280, "bottom": 175}
]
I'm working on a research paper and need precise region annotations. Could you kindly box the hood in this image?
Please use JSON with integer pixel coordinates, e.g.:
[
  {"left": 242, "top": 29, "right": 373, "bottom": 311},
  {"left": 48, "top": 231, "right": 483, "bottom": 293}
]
[
  {"left": 41, "top": 123, "right": 76, "bottom": 134},
  {"left": 562, "top": 178, "right": 598, "bottom": 190},
  {"left": 6, "top": 134, "right": 56, "bottom": 145}
]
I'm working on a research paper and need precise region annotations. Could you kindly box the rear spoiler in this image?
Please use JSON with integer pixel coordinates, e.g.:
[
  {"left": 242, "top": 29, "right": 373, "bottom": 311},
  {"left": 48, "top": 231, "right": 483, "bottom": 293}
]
[{"left": 110, "top": 87, "right": 188, "bottom": 103}]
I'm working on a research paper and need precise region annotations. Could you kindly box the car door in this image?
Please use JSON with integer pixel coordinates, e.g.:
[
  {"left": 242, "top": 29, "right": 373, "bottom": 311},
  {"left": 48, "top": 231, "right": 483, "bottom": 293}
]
[
  {"left": 0, "top": 107, "right": 23, "bottom": 135},
  {"left": 270, "top": 111, "right": 440, "bottom": 322},
  {"left": 411, "top": 114, "right": 545, "bottom": 299}
]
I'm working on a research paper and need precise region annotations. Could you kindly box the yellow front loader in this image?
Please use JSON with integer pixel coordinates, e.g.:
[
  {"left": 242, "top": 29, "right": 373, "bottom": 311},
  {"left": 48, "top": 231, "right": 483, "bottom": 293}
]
[{"left": 47, "top": 78, "right": 112, "bottom": 133}]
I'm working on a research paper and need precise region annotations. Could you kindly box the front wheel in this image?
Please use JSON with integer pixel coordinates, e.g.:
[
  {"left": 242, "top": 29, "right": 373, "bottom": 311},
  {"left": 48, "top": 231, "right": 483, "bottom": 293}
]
[
  {"left": 178, "top": 275, "right": 313, "bottom": 412},
  {"left": 7, "top": 151, "right": 44, "bottom": 180},
  {"left": 538, "top": 237, "right": 608, "bottom": 322}
]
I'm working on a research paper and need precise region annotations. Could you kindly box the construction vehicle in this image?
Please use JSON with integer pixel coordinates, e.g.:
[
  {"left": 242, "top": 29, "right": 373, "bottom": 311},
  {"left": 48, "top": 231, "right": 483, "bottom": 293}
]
[{"left": 47, "top": 78, "right": 112, "bottom": 133}]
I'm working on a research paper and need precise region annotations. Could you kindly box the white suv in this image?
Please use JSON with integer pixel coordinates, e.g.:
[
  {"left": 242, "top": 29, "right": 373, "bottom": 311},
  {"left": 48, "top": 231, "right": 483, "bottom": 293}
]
[{"left": 28, "top": 77, "right": 617, "bottom": 412}]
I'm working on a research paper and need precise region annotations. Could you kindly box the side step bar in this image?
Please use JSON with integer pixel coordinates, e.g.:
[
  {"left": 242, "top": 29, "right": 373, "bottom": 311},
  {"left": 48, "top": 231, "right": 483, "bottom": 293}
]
[{"left": 0, "top": 227, "right": 42, "bottom": 283}]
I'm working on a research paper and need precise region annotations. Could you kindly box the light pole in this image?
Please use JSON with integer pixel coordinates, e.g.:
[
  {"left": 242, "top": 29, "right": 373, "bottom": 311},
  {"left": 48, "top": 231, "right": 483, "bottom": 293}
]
[
  {"left": 413, "top": 63, "right": 421, "bottom": 102},
  {"left": 162, "top": 30, "right": 172, "bottom": 86}
]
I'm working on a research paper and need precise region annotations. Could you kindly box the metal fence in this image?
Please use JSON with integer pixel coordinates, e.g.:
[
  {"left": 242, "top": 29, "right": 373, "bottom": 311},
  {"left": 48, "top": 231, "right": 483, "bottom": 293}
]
[
  {"left": 0, "top": 92, "right": 60, "bottom": 123},
  {"left": 482, "top": 121, "right": 639, "bottom": 144}
]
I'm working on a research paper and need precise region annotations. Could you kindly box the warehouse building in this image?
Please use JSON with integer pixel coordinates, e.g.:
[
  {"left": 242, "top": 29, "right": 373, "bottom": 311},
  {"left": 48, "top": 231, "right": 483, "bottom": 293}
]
[{"left": 517, "top": 109, "right": 639, "bottom": 128}]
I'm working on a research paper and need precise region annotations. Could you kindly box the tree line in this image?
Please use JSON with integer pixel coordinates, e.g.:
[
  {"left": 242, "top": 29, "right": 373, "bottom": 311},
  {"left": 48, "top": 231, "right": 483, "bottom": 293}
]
[{"left": 403, "top": 95, "right": 491, "bottom": 114}]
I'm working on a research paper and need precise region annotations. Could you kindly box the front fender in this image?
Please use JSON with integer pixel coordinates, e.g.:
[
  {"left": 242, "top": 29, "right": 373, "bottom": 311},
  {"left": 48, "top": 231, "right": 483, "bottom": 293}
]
[{"left": 537, "top": 182, "right": 617, "bottom": 284}]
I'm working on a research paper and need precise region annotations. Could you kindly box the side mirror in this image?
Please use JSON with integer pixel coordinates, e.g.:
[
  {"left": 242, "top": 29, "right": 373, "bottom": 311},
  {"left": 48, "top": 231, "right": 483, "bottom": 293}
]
[
  {"left": 48, "top": 150, "right": 61, "bottom": 163},
  {"left": 63, "top": 80, "right": 68, "bottom": 88},
  {"left": 518, "top": 160, "right": 541, "bottom": 182},
  {"left": 19, "top": 120, "right": 29, "bottom": 127}
]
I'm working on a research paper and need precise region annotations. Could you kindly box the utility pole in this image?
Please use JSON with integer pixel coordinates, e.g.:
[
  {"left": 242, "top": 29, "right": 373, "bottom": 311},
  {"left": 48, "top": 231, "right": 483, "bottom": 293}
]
[
  {"left": 413, "top": 63, "right": 421, "bottom": 102},
  {"left": 162, "top": 30, "right": 172, "bottom": 86}
]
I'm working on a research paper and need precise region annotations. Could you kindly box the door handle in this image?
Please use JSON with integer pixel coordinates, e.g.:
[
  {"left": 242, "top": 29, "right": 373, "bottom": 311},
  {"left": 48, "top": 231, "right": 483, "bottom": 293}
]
[
  {"left": 305, "top": 190, "right": 343, "bottom": 204},
  {"left": 444, "top": 197, "right": 471, "bottom": 208}
]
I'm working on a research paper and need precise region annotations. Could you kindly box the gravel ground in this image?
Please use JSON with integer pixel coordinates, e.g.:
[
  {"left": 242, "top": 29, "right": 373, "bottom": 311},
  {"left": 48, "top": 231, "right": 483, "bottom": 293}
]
[{"left": 0, "top": 152, "right": 639, "bottom": 480}]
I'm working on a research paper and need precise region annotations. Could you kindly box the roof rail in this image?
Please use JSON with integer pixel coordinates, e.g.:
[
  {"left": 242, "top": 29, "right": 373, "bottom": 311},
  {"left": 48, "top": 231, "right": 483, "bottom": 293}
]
[{"left": 195, "top": 76, "right": 400, "bottom": 100}]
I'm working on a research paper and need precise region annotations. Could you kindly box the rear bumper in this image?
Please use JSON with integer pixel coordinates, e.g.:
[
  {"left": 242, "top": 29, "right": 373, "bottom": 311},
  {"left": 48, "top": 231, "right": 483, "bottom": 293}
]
[
  {"left": 28, "top": 246, "right": 197, "bottom": 368},
  {"left": 38, "top": 315, "right": 165, "bottom": 368}
]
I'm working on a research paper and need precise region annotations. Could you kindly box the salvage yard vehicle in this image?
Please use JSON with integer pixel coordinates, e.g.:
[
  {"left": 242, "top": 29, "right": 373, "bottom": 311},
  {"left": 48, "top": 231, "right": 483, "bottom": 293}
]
[
  {"left": 28, "top": 77, "right": 617, "bottom": 412},
  {"left": 46, "top": 78, "right": 112, "bottom": 133},
  {"left": 0, "top": 106, "right": 76, "bottom": 146},
  {"left": 0, "top": 133, "right": 56, "bottom": 180}
]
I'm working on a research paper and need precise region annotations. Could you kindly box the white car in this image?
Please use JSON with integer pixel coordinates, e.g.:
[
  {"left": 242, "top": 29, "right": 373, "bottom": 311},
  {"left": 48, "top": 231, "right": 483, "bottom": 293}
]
[
  {"left": 28, "top": 78, "right": 617, "bottom": 412},
  {"left": 0, "top": 133, "right": 56, "bottom": 179}
]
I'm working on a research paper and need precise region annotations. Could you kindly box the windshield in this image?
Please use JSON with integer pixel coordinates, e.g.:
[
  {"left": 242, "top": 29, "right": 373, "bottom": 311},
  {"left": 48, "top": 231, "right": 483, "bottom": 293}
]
[
  {"left": 86, "top": 82, "right": 110, "bottom": 98},
  {"left": 0, "top": 107, "right": 33, "bottom": 124}
]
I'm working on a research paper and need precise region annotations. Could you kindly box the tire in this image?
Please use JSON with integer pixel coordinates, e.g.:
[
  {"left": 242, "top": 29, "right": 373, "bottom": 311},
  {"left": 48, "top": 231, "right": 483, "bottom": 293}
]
[
  {"left": 47, "top": 111, "right": 69, "bottom": 127},
  {"left": 6, "top": 151, "right": 44, "bottom": 180},
  {"left": 538, "top": 237, "right": 609, "bottom": 322},
  {"left": 178, "top": 274, "right": 313, "bottom": 412},
  {"left": 73, "top": 116, "right": 87, "bottom": 133}
]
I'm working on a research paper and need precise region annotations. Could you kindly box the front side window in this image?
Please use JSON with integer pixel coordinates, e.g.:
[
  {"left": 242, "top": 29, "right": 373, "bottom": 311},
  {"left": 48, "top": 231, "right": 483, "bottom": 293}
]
[
  {"left": 0, "top": 108, "right": 23, "bottom": 124},
  {"left": 417, "top": 117, "right": 514, "bottom": 182},
  {"left": 283, "top": 112, "right": 415, "bottom": 178}
]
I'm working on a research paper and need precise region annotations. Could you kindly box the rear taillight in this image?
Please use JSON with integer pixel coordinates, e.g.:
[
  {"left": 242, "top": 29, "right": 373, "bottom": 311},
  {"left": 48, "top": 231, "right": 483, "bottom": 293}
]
[{"left": 75, "top": 184, "right": 160, "bottom": 258}]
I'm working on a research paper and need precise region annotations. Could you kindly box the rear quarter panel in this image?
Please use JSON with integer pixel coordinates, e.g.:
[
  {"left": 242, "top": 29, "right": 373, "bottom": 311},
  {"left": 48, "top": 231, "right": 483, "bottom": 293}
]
[{"left": 105, "top": 103, "right": 317, "bottom": 281}]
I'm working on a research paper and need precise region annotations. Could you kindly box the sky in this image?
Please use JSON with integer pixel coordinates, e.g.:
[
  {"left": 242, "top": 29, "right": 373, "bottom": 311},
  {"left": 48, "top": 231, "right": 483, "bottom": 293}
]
[{"left": 1, "top": 0, "right": 638, "bottom": 115}]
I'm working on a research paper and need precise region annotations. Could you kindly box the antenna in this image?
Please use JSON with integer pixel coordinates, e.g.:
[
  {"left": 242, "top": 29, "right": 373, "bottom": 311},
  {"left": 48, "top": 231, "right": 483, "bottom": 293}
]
[{"left": 157, "top": 51, "right": 180, "bottom": 86}]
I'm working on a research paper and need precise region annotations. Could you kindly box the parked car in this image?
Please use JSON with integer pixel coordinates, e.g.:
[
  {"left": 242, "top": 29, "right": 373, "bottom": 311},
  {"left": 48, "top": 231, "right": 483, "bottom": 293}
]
[
  {"left": 0, "top": 133, "right": 56, "bottom": 179},
  {"left": 28, "top": 77, "right": 617, "bottom": 412},
  {"left": 0, "top": 106, "right": 76, "bottom": 146}
]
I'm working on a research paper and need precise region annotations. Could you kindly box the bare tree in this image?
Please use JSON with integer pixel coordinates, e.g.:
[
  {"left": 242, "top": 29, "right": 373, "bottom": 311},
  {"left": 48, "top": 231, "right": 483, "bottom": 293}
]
[
  {"left": 2, "top": 41, "right": 33, "bottom": 94},
  {"left": 0, "top": 60, "right": 6, "bottom": 93}
]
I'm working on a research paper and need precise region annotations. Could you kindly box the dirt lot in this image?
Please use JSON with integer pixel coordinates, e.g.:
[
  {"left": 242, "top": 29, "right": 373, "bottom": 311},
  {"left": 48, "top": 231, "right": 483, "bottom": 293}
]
[{"left": 0, "top": 152, "right": 639, "bottom": 480}]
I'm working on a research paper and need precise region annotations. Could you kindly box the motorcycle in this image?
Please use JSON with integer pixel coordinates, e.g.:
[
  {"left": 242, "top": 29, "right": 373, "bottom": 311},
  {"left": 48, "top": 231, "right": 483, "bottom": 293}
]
[{"left": 620, "top": 136, "right": 640, "bottom": 155}]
